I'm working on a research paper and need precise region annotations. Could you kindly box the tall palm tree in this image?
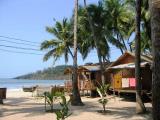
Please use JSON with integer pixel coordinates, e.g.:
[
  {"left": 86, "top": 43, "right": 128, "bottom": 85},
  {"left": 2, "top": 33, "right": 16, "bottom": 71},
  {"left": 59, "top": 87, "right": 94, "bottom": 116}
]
[
  {"left": 126, "top": 0, "right": 151, "bottom": 54},
  {"left": 80, "top": 0, "right": 128, "bottom": 85},
  {"left": 81, "top": 1, "right": 114, "bottom": 84},
  {"left": 103, "top": 0, "right": 135, "bottom": 53},
  {"left": 150, "top": 0, "right": 160, "bottom": 119},
  {"left": 135, "top": 0, "right": 146, "bottom": 114},
  {"left": 71, "top": 0, "right": 83, "bottom": 106},
  {"left": 40, "top": 18, "right": 73, "bottom": 63}
]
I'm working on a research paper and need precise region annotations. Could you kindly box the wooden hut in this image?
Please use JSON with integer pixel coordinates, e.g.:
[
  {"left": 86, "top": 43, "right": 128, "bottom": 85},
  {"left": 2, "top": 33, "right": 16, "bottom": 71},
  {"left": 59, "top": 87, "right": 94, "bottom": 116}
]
[
  {"left": 64, "top": 62, "right": 111, "bottom": 96},
  {"left": 106, "top": 51, "right": 152, "bottom": 94}
]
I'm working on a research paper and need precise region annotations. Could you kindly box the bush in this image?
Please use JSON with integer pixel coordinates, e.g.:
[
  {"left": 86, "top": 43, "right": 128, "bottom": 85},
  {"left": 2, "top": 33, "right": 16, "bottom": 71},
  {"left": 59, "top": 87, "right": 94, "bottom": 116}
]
[{"left": 55, "top": 95, "right": 71, "bottom": 120}]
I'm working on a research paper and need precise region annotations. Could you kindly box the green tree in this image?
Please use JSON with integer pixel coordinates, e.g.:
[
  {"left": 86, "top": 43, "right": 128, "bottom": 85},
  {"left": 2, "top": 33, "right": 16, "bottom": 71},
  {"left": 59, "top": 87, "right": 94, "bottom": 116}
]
[
  {"left": 41, "top": 18, "right": 73, "bottom": 63},
  {"left": 103, "top": 0, "right": 135, "bottom": 53},
  {"left": 149, "top": 0, "right": 160, "bottom": 119},
  {"left": 79, "top": 1, "right": 125, "bottom": 85},
  {"left": 55, "top": 95, "right": 71, "bottom": 120},
  {"left": 126, "top": 0, "right": 151, "bottom": 54}
]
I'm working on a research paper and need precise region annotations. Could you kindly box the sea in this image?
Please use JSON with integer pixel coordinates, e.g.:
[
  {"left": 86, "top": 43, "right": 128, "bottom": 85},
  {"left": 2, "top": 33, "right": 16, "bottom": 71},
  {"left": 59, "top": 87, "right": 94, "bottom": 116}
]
[{"left": 0, "top": 78, "right": 65, "bottom": 90}]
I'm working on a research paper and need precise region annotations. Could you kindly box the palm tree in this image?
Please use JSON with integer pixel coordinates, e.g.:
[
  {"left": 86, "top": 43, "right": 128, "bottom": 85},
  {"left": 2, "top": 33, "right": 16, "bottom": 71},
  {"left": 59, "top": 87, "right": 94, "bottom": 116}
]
[
  {"left": 126, "top": 0, "right": 151, "bottom": 54},
  {"left": 71, "top": 0, "right": 83, "bottom": 106},
  {"left": 135, "top": 0, "right": 146, "bottom": 114},
  {"left": 80, "top": 0, "right": 127, "bottom": 85},
  {"left": 103, "top": 0, "right": 135, "bottom": 53},
  {"left": 81, "top": 1, "right": 110, "bottom": 84},
  {"left": 149, "top": 0, "right": 160, "bottom": 119},
  {"left": 40, "top": 18, "right": 73, "bottom": 63}
]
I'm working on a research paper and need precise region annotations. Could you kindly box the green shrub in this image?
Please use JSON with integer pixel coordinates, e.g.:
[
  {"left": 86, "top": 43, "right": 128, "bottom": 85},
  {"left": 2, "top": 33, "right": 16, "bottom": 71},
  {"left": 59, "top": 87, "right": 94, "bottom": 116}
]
[
  {"left": 55, "top": 96, "right": 71, "bottom": 120},
  {"left": 44, "top": 91, "right": 63, "bottom": 112},
  {"left": 97, "top": 84, "right": 110, "bottom": 113}
]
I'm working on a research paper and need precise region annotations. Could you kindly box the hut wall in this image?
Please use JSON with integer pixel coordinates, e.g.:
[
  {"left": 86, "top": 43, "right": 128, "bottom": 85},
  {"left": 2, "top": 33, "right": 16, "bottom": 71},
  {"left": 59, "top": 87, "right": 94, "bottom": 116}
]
[
  {"left": 95, "top": 72, "right": 101, "bottom": 85},
  {"left": 141, "top": 67, "right": 152, "bottom": 91},
  {"left": 110, "top": 68, "right": 152, "bottom": 91},
  {"left": 104, "top": 72, "right": 111, "bottom": 84}
]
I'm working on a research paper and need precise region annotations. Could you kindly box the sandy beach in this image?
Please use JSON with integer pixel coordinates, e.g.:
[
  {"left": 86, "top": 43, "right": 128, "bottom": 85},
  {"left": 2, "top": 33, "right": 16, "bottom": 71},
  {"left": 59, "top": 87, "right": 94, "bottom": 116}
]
[{"left": 0, "top": 90, "right": 152, "bottom": 120}]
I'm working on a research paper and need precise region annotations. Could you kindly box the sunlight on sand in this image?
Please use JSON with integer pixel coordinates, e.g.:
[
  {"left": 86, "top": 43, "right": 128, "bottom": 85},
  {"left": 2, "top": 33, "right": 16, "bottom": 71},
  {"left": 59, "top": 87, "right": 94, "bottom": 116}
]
[{"left": 0, "top": 90, "right": 152, "bottom": 120}]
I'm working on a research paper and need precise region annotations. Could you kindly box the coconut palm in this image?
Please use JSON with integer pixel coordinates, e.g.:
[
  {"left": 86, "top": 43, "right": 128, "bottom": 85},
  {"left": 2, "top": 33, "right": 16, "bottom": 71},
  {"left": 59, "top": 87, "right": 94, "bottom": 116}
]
[
  {"left": 150, "top": 0, "right": 160, "bottom": 119},
  {"left": 71, "top": 0, "right": 83, "bottom": 106},
  {"left": 103, "top": 0, "right": 135, "bottom": 53},
  {"left": 79, "top": 1, "right": 127, "bottom": 85},
  {"left": 41, "top": 16, "right": 83, "bottom": 106},
  {"left": 40, "top": 18, "right": 73, "bottom": 63},
  {"left": 135, "top": 0, "right": 146, "bottom": 114},
  {"left": 126, "top": 0, "right": 151, "bottom": 54}
]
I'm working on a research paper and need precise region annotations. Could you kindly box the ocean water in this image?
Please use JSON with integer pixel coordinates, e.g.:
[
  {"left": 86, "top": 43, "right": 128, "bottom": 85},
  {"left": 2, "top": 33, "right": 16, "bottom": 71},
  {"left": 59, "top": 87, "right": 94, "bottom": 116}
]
[{"left": 0, "top": 78, "right": 65, "bottom": 90}]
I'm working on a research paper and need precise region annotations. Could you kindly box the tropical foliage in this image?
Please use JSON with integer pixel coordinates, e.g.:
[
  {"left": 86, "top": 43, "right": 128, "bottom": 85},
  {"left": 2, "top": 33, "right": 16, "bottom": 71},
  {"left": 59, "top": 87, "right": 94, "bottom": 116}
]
[
  {"left": 97, "top": 84, "right": 110, "bottom": 113},
  {"left": 55, "top": 95, "right": 71, "bottom": 120},
  {"left": 126, "top": 0, "right": 151, "bottom": 54},
  {"left": 41, "top": 0, "right": 151, "bottom": 65},
  {"left": 44, "top": 91, "right": 63, "bottom": 112},
  {"left": 41, "top": 18, "right": 73, "bottom": 63},
  {"left": 41, "top": 0, "right": 152, "bottom": 109}
]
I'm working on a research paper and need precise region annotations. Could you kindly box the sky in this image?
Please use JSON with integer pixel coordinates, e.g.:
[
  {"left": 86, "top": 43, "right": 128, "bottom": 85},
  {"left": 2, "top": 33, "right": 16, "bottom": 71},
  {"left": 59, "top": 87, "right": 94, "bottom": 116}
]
[{"left": 0, "top": 0, "right": 122, "bottom": 78}]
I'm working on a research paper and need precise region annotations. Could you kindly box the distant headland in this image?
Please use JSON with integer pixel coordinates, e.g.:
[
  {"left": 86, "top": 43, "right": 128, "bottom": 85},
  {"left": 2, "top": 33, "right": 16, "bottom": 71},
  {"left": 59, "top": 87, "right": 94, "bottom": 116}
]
[{"left": 14, "top": 65, "right": 72, "bottom": 80}]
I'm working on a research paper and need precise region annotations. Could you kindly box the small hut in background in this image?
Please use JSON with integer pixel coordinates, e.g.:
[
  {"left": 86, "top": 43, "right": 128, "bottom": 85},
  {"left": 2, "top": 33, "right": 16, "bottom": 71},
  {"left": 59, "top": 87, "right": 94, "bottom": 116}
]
[
  {"left": 106, "top": 51, "right": 152, "bottom": 94},
  {"left": 64, "top": 62, "right": 111, "bottom": 96}
]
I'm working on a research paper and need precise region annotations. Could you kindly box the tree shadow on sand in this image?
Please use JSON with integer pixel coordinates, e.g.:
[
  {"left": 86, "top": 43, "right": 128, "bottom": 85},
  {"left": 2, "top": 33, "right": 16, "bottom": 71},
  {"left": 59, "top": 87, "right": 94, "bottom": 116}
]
[{"left": 0, "top": 97, "right": 61, "bottom": 118}]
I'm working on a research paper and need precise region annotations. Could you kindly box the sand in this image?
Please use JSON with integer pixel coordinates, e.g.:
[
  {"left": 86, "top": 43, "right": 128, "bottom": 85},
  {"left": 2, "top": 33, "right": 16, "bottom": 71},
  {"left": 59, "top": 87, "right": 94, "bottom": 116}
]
[{"left": 0, "top": 90, "right": 152, "bottom": 120}]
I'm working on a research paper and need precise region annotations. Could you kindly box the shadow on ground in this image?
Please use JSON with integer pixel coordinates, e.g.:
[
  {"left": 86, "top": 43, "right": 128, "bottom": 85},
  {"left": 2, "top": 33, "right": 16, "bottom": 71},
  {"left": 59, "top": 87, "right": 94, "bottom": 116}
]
[{"left": 0, "top": 96, "right": 152, "bottom": 120}]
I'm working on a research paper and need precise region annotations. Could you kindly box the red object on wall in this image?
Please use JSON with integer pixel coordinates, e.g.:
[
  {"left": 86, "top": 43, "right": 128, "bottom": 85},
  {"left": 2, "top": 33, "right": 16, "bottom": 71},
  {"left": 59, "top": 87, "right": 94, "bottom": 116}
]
[{"left": 129, "top": 78, "right": 136, "bottom": 87}]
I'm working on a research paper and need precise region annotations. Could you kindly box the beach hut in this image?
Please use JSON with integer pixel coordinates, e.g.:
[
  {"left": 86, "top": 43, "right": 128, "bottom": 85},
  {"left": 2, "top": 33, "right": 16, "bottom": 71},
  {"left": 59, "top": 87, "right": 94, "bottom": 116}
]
[
  {"left": 106, "top": 51, "right": 152, "bottom": 94},
  {"left": 64, "top": 62, "right": 111, "bottom": 96}
]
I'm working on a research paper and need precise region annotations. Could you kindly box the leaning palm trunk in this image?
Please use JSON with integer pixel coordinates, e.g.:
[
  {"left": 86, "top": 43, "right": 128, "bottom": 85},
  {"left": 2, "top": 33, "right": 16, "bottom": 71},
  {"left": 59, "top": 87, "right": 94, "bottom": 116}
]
[
  {"left": 135, "top": 0, "right": 146, "bottom": 114},
  {"left": 150, "top": 0, "right": 160, "bottom": 119},
  {"left": 84, "top": 0, "right": 105, "bottom": 84},
  {"left": 72, "top": 0, "right": 83, "bottom": 106}
]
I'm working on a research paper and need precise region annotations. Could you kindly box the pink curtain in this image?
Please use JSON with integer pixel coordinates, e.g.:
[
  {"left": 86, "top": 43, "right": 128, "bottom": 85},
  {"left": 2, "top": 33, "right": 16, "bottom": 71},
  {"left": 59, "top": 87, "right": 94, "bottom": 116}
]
[{"left": 129, "top": 78, "right": 136, "bottom": 87}]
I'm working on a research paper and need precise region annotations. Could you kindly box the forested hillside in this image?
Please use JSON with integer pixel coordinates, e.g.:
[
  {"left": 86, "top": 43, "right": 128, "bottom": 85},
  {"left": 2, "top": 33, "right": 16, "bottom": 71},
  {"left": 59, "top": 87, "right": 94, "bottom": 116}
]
[{"left": 15, "top": 65, "right": 71, "bottom": 80}]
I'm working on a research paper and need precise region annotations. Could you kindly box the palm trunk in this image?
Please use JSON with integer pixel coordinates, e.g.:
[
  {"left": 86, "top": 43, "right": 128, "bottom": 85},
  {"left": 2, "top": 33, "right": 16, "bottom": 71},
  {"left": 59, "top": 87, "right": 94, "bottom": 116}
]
[
  {"left": 84, "top": 0, "right": 105, "bottom": 85},
  {"left": 119, "top": 33, "right": 128, "bottom": 51},
  {"left": 135, "top": 0, "right": 146, "bottom": 114},
  {"left": 96, "top": 48, "right": 105, "bottom": 84},
  {"left": 117, "top": 34, "right": 124, "bottom": 54},
  {"left": 150, "top": 0, "right": 160, "bottom": 119},
  {"left": 72, "top": 0, "right": 83, "bottom": 106}
]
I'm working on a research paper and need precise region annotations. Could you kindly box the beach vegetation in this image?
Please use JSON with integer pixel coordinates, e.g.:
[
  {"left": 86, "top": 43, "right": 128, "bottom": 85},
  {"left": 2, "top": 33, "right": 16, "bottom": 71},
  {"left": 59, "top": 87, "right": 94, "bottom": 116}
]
[
  {"left": 97, "top": 84, "right": 110, "bottom": 113},
  {"left": 40, "top": 18, "right": 73, "bottom": 64},
  {"left": 44, "top": 91, "right": 63, "bottom": 112},
  {"left": 55, "top": 95, "right": 71, "bottom": 120},
  {"left": 41, "top": 0, "right": 152, "bottom": 113}
]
